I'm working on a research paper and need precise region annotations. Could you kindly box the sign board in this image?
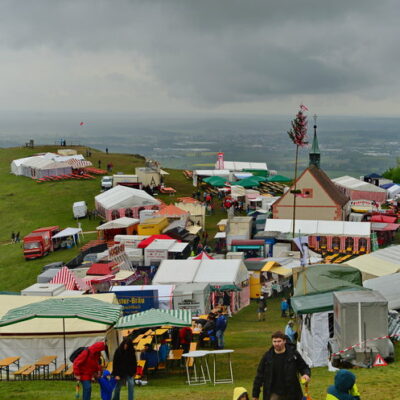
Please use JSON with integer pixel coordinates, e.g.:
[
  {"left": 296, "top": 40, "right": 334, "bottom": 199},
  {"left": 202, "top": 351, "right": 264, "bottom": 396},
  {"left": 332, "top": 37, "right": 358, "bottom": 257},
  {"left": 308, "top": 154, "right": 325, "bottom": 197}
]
[
  {"left": 373, "top": 353, "right": 388, "bottom": 367},
  {"left": 114, "top": 290, "right": 159, "bottom": 315}
]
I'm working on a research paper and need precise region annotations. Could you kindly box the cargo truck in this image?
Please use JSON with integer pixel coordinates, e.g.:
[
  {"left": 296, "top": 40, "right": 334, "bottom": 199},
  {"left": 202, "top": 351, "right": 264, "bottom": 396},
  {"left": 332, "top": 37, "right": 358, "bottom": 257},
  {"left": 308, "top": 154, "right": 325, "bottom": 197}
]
[{"left": 23, "top": 226, "right": 60, "bottom": 260}]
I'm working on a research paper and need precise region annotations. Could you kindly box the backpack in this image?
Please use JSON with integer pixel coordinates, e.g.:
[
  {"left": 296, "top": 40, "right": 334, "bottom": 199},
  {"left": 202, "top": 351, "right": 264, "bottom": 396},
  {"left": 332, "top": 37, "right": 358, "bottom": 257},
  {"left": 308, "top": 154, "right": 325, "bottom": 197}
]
[{"left": 69, "top": 346, "right": 88, "bottom": 363}]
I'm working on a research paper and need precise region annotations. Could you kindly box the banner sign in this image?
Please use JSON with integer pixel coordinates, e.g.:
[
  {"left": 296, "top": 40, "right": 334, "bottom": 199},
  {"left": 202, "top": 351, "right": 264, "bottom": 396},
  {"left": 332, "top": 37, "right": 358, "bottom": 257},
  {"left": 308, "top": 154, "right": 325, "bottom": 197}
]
[{"left": 114, "top": 290, "right": 159, "bottom": 315}]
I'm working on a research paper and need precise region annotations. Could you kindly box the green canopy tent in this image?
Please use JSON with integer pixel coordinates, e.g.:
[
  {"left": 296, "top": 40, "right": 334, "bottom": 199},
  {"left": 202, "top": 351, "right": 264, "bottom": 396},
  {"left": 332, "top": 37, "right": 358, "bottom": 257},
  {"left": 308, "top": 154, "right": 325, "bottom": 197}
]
[
  {"left": 210, "top": 284, "right": 242, "bottom": 292},
  {"left": 251, "top": 176, "right": 268, "bottom": 183},
  {"left": 266, "top": 175, "right": 292, "bottom": 183},
  {"left": 230, "top": 177, "right": 260, "bottom": 188},
  {"left": 203, "top": 176, "right": 228, "bottom": 188},
  {"left": 0, "top": 297, "right": 122, "bottom": 369},
  {"left": 115, "top": 308, "right": 192, "bottom": 329}
]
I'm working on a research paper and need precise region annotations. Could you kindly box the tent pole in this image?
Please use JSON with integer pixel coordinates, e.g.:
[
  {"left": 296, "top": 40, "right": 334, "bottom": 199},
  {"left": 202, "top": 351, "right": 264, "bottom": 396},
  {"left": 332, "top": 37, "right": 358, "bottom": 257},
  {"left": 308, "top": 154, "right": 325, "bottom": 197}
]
[{"left": 63, "top": 318, "right": 67, "bottom": 370}]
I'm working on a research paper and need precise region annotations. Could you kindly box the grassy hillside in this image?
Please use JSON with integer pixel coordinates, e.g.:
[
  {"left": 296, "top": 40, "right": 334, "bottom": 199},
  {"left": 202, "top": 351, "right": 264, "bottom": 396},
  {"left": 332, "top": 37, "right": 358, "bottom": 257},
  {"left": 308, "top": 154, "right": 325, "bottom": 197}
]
[{"left": 0, "top": 145, "right": 198, "bottom": 291}]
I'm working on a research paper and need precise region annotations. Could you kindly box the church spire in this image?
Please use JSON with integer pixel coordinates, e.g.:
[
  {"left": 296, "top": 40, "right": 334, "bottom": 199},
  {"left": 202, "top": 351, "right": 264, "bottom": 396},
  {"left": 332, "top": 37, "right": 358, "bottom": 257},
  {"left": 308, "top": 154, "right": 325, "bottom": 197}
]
[{"left": 309, "top": 114, "right": 320, "bottom": 168}]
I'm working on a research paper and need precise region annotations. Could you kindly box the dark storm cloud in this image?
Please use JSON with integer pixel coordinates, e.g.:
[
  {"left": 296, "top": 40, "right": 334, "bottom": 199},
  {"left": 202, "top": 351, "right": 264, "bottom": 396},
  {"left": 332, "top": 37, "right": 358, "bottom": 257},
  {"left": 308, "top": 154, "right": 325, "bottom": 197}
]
[{"left": 0, "top": 0, "right": 399, "bottom": 108}]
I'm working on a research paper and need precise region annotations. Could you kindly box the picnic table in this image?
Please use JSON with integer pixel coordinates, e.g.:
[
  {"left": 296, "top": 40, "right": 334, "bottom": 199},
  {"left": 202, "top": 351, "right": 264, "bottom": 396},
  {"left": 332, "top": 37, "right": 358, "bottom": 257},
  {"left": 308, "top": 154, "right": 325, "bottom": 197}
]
[
  {"left": 0, "top": 357, "right": 20, "bottom": 381},
  {"left": 35, "top": 355, "right": 57, "bottom": 379}
]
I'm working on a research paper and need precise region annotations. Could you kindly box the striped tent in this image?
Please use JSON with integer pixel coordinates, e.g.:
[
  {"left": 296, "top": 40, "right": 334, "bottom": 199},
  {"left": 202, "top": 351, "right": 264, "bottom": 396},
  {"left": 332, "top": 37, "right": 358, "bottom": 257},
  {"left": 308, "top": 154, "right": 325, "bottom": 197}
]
[
  {"left": 50, "top": 266, "right": 90, "bottom": 291},
  {"left": 115, "top": 308, "right": 192, "bottom": 329},
  {"left": 0, "top": 297, "right": 122, "bottom": 368},
  {"left": 67, "top": 159, "right": 92, "bottom": 168},
  {"left": 0, "top": 297, "right": 122, "bottom": 327}
]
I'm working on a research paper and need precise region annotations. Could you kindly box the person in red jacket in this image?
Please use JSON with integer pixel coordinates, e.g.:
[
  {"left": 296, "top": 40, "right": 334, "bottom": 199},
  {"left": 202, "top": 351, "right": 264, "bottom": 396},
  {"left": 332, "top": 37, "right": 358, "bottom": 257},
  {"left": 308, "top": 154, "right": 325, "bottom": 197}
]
[
  {"left": 179, "top": 326, "right": 193, "bottom": 353},
  {"left": 73, "top": 341, "right": 106, "bottom": 400}
]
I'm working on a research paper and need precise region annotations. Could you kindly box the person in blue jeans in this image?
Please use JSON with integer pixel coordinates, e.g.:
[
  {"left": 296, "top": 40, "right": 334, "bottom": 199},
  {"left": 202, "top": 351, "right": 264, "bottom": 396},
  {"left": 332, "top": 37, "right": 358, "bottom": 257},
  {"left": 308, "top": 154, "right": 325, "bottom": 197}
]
[
  {"left": 112, "top": 339, "right": 137, "bottom": 400},
  {"left": 215, "top": 310, "right": 228, "bottom": 349}
]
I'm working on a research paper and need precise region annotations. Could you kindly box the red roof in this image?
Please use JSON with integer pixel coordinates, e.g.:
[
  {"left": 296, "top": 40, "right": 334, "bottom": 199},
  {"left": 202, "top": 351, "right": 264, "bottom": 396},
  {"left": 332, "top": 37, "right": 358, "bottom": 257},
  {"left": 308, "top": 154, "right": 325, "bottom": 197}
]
[
  {"left": 138, "top": 234, "right": 175, "bottom": 249},
  {"left": 155, "top": 204, "right": 188, "bottom": 217},
  {"left": 87, "top": 262, "right": 119, "bottom": 275},
  {"left": 370, "top": 215, "right": 397, "bottom": 223}
]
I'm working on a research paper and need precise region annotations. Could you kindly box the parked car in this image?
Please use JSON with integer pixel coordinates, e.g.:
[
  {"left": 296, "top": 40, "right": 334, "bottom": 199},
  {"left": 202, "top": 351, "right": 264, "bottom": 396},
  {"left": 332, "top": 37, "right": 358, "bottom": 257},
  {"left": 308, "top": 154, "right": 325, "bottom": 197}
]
[{"left": 101, "top": 176, "right": 113, "bottom": 190}]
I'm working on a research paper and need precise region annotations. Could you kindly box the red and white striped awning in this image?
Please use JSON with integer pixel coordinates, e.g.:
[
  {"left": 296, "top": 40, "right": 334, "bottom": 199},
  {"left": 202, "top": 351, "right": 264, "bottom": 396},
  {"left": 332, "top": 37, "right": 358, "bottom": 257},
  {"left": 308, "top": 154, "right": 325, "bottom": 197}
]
[
  {"left": 66, "top": 159, "right": 92, "bottom": 168},
  {"left": 50, "top": 266, "right": 90, "bottom": 291}
]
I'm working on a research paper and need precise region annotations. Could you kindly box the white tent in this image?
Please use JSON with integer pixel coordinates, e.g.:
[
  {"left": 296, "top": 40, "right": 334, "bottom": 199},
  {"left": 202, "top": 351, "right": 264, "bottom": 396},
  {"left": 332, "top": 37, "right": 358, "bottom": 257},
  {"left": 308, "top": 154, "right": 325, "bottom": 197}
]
[
  {"left": 332, "top": 176, "right": 387, "bottom": 193},
  {"left": 364, "top": 273, "right": 400, "bottom": 310},
  {"left": 216, "top": 161, "right": 268, "bottom": 171},
  {"left": 153, "top": 260, "right": 201, "bottom": 284},
  {"left": 95, "top": 186, "right": 160, "bottom": 210},
  {"left": 297, "top": 311, "right": 331, "bottom": 367},
  {"left": 194, "top": 259, "right": 248, "bottom": 285},
  {"left": 96, "top": 217, "right": 140, "bottom": 230},
  {"left": 387, "top": 184, "right": 400, "bottom": 199},
  {"left": 52, "top": 227, "right": 82, "bottom": 246},
  {"left": 10, "top": 157, "right": 33, "bottom": 175},
  {"left": 0, "top": 293, "right": 120, "bottom": 368},
  {"left": 111, "top": 285, "right": 175, "bottom": 310},
  {"left": 264, "top": 219, "right": 371, "bottom": 236}
]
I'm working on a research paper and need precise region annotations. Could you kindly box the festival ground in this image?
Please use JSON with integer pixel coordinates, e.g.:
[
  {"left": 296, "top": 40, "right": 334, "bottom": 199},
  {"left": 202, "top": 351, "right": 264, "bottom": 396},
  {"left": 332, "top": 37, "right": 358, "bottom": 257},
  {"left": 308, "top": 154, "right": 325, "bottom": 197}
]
[{"left": 0, "top": 299, "right": 399, "bottom": 400}]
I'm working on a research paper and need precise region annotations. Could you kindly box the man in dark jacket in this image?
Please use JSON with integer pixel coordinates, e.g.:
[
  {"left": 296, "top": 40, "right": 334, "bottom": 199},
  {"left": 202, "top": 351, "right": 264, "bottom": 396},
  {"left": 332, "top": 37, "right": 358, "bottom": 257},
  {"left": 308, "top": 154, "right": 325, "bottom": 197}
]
[
  {"left": 112, "top": 339, "right": 137, "bottom": 400},
  {"left": 252, "top": 331, "right": 310, "bottom": 400}
]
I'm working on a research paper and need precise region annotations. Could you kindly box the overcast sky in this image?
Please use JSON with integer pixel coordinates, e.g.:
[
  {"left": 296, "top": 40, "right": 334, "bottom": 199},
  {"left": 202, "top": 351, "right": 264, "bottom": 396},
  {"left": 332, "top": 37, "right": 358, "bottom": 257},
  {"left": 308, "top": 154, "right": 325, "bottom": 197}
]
[{"left": 1, "top": 0, "right": 399, "bottom": 116}]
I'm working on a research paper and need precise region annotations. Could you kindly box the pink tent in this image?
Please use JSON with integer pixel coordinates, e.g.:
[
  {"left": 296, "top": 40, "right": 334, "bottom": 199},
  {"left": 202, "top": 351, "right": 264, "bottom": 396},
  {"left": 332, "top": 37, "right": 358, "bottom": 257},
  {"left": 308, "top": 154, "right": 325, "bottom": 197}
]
[{"left": 50, "top": 266, "right": 90, "bottom": 291}]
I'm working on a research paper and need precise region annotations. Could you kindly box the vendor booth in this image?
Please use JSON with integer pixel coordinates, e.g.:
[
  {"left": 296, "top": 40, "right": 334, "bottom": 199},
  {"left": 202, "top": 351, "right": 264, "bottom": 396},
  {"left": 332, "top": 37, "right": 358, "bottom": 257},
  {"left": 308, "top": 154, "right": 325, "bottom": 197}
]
[
  {"left": 52, "top": 227, "right": 82, "bottom": 249},
  {"left": 0, "top": 294, "right": 121, "bottom": 369},
  {"left": 96, "top": 217, "right": 140, "bottom": 241},
  {"left": 173, "top": 283, "right": 211, "bottom": 316},
  {"left": 153, "top": 259, "right": 250, "bottom": 314}
]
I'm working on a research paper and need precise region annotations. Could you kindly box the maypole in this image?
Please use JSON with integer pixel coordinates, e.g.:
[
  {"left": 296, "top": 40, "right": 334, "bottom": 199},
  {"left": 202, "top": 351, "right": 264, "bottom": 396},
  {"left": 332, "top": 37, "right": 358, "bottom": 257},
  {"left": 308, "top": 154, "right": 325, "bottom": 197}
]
[{"left": 287, "top": 105, "right": 309, "bottom": 238}]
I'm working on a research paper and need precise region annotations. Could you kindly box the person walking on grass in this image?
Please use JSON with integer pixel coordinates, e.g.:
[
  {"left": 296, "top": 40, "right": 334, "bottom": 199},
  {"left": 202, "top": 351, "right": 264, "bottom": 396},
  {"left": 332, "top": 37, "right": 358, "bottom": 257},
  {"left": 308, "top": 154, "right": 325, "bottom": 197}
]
[
  {"left": 73, "top": 341, "right": 107, "bottom": 400},
  {"left": 257, "top": 296, "right": 267, "bottom": 322},
  {"left": 280, "top": 298, "right": 289, "bottom": 318},
  {"left": 215, "top": 310, "right": 228, "bottom": 349},
  {"left": 284, "top": 320, "right": 297, "bottom": 344},
  {"left": 252, "top": 331, "right": 310, "bottom": 400},
  {"left": 112, "top": 338, "right": 137, "bottom": 400}
]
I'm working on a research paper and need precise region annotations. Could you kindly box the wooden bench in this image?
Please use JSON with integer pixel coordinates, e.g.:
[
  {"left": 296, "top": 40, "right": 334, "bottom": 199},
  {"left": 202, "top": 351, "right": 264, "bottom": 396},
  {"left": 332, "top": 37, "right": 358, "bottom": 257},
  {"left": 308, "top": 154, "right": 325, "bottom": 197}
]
[
  {"left": 63, "top": 365, "right": 74, "bottom": 379},
  {"left": 14, "top": 364, "right": 36, "bottom": 380},
  {"left": 35, "top": 355, "right": 57, "bottom": 379},
  {"left": 0, "top": 357, "right": 20, "bottom": 381},
  {"left": 51, "top": 364, "right": 68, "bottom": 379}
]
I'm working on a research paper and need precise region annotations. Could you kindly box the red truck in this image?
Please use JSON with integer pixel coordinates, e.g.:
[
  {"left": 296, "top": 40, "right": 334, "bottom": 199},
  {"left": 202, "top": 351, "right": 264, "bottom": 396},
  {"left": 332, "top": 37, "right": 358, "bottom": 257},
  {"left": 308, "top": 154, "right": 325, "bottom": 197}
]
[{"left": 23, "top": 226, "right": 60, "bottom": 260}]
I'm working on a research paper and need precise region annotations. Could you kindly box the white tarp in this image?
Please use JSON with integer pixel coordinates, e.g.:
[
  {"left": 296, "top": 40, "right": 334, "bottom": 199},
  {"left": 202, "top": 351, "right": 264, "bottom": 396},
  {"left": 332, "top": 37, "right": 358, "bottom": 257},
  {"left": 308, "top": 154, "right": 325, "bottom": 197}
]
[
  {"left": 297, "top": 311, "right": 331, "bottom": 367},
  {"left": 95, "top": 185, "right": 160, "bottom": 210},
  {"left": 264, "top": 219, "right": 371, "bottom": 237}
]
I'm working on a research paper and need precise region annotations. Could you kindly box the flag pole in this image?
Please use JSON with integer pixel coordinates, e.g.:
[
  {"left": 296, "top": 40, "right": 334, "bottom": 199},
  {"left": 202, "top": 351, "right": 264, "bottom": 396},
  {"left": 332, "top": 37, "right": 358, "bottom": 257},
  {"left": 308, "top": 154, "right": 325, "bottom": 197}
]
[{"left": 292, "top": 145, "right": 299, "bottom": 239}]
